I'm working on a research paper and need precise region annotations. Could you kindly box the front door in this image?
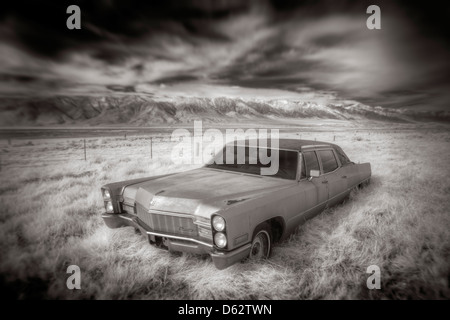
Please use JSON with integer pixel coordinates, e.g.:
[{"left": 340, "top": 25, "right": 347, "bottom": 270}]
[{"left": 301, "top": 151, "right": 329, "bottom": 221}]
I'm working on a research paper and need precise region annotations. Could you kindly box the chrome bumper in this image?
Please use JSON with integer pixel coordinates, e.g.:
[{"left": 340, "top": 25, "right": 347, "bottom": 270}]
[{"left": 102, "top": 213, "right": 251, "bottom": 270}]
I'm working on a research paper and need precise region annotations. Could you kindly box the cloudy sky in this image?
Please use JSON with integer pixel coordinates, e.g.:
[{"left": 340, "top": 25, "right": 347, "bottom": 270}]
[{"left": 0, "top": 0, "right": 449, "bottom": 110}]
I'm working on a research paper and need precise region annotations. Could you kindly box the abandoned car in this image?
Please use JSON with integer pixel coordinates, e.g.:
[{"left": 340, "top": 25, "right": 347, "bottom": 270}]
[{"left": 101, "top": 139, "right": 371, "bottom": 269}]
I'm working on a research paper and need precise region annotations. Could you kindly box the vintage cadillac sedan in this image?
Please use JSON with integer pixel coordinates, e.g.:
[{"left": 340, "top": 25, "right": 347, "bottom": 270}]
[{"left": 101, "top": 139, "right": 371, "bottom": 269}]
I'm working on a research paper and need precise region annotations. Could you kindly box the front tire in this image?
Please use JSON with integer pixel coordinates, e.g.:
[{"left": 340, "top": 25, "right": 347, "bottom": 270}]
[{"left": 249, "top": 223, "right": 271, "bottom": 260}]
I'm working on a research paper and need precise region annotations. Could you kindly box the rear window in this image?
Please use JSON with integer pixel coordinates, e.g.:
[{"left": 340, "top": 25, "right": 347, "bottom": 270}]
[
  {"left": 318, "top": 150, "right": 339, "bottom": 173},
  {"left": 303, "top": 152, "right": 320, "bottom": 176},
  {"left": 334, "top": 146, "right": 351, "bottom": 165}
]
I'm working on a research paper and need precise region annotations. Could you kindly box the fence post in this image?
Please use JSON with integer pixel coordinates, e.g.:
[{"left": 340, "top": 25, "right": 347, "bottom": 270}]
[{"left": 84, "top": 139, "right": 86, "bottom": 161}]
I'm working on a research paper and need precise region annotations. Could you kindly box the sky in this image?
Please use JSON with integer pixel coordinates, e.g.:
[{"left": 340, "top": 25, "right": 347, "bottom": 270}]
[{"left": 0, "top": 0, "right": 449, "bottom": 110}]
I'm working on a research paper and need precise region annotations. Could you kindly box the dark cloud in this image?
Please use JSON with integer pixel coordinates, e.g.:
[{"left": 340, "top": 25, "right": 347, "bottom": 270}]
[
  {"left": 152, "top": 74, "right": 199, "bottom": 84},
  {"left": 106, "top": 84, "right": 135, "bottom": 92},
  {"left": 0, "top": 0, "right": 449, "bottom": 110},
  {"left": 0, "top": 0, "right": 248, "bottom": 58},
  {"left": 0, "top": 73, "right": 38, "bottom": 83}
]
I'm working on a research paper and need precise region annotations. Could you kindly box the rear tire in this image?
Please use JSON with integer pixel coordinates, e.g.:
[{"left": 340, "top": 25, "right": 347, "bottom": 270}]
[
  {"left": 249, "top": 223, "right": 272, "bottom": 260},
  {"left": 358, "top": 178, "right": 371, "bottom": 190}
]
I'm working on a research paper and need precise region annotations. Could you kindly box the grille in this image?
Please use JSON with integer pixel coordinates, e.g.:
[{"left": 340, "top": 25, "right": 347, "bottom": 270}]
[{"left": 136, "top": 203, "right": 198, "bottom": 237}]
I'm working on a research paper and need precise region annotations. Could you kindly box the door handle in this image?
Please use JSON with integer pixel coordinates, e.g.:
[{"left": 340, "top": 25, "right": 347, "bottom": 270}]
[
  {"left": 341, "top": 175, "right": 347, "bottom": 179},
  {"left": 322, "top": 180, "right": 328, "bottom": 184}
]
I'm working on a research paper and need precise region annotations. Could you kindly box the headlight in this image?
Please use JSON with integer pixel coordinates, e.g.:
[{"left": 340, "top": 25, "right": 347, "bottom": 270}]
[
  {"left": 212, "top": 216, "right": 225, "bottom": 231},
  {"left": 103, "top": 189, "right": 111, "bottom": 200},
  {"left": 214, "top": 232, "right": 227, "bottom": 248},
  {"left": 105, "top": 201, "right": 114, "bottom": 213}
]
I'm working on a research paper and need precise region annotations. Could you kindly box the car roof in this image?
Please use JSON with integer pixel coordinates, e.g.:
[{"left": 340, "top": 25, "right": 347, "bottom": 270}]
[{"left": 230, "top": 138, "right": 339, "bottom": 152}]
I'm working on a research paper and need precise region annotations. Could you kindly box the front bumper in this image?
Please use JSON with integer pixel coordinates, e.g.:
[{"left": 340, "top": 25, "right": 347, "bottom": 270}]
[{"left": 102, "top": 213, "right": 251, "bottom": 270}]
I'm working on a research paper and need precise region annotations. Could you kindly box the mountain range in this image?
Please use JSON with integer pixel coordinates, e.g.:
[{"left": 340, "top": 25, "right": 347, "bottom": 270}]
[{"left": 0, "top": 95, "right": 448, "bottom": 126}]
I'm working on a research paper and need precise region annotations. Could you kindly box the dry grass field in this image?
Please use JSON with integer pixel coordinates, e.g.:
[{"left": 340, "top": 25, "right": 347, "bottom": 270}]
[{"left": 0, "top": 125, "right": 449, "bottom": 299}]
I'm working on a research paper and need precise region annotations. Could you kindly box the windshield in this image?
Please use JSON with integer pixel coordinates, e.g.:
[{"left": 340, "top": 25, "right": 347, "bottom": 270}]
[{"left": 205, "top": 145, "right": 298, "bottom": 180}]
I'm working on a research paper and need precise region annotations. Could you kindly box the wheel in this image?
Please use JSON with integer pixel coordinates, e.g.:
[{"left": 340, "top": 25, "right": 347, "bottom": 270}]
[
  {"left": 358, "top": 178, "right": 371, "bottom": 190},
  {"left": 249, "top": 223, "right": 272, "bottom": 260}
]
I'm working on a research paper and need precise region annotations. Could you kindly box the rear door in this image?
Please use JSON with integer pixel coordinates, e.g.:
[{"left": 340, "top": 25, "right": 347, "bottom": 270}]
[{"left": 316, "top": 148, "right": 349, "bottom": 206}]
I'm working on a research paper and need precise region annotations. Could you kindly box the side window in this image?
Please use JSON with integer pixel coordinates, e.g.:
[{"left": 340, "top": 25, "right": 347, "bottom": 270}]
[
  {"left": 318, "top": 150, "right": 339, "bottom": 173},
  {"left": 303, "top": 152, "right": 320, "bottom": 176}
]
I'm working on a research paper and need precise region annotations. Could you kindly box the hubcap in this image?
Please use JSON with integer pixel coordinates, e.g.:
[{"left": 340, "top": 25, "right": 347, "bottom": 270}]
[{"left": 250, "top": 231, "right": 269, "bottom": 260}]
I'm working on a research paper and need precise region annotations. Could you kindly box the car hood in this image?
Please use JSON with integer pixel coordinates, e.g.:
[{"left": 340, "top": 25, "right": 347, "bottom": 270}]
[{"left": 122, "top": 167, "right": 293, "bottom": 218}]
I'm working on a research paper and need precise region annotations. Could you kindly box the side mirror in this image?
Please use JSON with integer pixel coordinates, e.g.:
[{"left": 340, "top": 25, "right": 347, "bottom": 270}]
[{"left": 308, "top": 170, "right": 320, "bottom": 181}]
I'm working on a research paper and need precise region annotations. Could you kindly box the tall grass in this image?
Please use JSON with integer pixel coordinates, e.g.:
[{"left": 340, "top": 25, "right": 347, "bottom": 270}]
[{"left": 0, "top": 128, "right": 449, "bottom": 299}]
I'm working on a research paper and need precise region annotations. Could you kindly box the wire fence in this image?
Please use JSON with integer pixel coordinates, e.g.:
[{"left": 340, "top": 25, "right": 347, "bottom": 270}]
[
  {"left": 0, "top": 129, "right": 382, "bottom": 170},
  {"left": 0, "top": 135, "right": 178, "bottom": 169}
]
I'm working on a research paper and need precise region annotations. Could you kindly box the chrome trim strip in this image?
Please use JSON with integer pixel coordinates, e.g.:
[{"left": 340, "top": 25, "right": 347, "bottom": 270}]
[
  {"left": 147, "top": 209, "right": 194, "bottom": 219},
  {"left": 287, "top": 176, "right": 371, "bottom": 222},
  {"left": 144, "top": 230, "right": 214, "bottom": 248},
  {"left": 328, "top": 187, "right": 351, "bottom": 202},
  {"left": 301, "top": 144, "right": 331, "bottom": 149}
]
